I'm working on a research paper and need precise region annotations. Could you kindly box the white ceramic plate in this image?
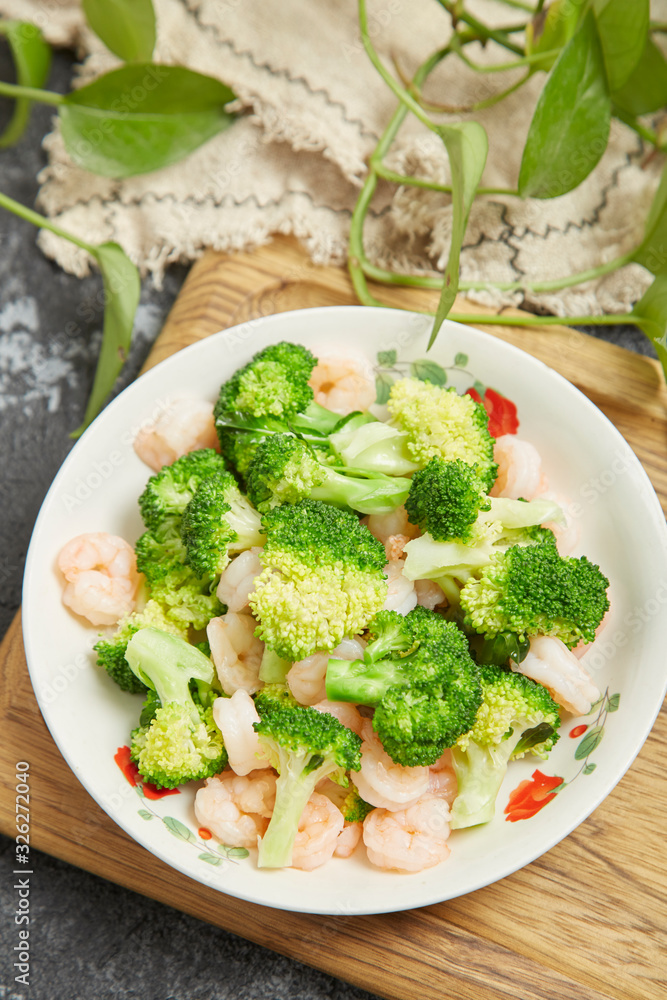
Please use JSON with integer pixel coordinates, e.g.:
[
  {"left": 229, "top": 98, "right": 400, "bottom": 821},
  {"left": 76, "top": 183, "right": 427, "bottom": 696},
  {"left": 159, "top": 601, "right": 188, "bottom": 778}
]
[{"left": 23, "top": 306, "right": 667, "bottom": 915}]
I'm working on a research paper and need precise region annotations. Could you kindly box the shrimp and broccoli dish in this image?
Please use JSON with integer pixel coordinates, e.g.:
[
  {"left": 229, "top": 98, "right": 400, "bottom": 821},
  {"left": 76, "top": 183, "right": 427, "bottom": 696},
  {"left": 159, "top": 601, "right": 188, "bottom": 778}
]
[{"left": 57, "top": 340, "right": 610, "bottom": 874}]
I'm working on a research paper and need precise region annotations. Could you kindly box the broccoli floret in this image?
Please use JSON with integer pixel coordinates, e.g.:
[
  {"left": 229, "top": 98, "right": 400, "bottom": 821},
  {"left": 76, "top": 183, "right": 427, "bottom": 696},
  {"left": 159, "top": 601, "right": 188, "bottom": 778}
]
[
  {"left": 216, "top": 427, "right": 267, "bottom": 481},
  {"left": 180, "top": 471, "right": 265, "bottom": 578},
  {"left": 138, "top": 449, "right": 227, "bottom": 530},
  {"left": 135, "top": 520, "right": 223, "bottom": 631},
  {"left": 245, "top": 433, "right": 411, "bottom": 515},
  {"left": 326, "top": 607, "right": 482, "bottom": 766},
  {"left": 450, "top": 663, "right": 561, "bottom": 828},
  {"left": 252, "top": 698, "right": 362, "bottom": 868},
  {"left": 331, "top": 378, "right": 497, "bottom": 489},
  {"left": 214, "top": 342, "right": 343, "bottom": 452},
  {"left": 93, "top": 599, "right": 189, "bottom": 693},
  {"left": 401, "top": 496, "right": 564, "bottom": 599},
  {"left": 341, "top": 786, "right": 374, "bottom": 824},
  {"left": 248, "top": 499, "right": 388, "bottom": 661},
  {"left": 126, "top": 627, "right": 227, "bottom": 788},
  {"left": 460, "top": 538, "right": 610, "bottom": 648},
  {"left": 405, "top": 457, "right": 491, "bottom": 542}
]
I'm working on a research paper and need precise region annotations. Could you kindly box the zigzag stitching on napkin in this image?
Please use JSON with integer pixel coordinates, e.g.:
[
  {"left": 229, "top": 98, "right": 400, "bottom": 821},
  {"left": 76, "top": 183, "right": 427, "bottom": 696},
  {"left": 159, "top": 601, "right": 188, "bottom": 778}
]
[
  {"left": 184, "top": 1, "right": 379, "bottom": 142},
  {"left": 77, "top": 188, "right": 391, "bottom": 226},
  {"left": 460, "top": 202, "right": 523, "bottom": 279},
  {"left": 519, "top": 142, "right": 643, "bottom": 244}
]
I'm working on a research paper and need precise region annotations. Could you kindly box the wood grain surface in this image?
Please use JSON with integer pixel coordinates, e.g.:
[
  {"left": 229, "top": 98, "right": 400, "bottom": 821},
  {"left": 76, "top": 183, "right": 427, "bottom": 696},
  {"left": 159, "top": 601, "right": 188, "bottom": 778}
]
[{"left": 1, "top": 236, "right": 666, "bottom": 1000}]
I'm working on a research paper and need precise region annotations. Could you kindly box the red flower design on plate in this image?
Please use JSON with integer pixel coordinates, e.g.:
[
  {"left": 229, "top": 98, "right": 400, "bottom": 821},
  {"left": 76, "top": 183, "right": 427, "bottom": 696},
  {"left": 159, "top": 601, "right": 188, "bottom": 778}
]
[
  {"left": 114, "top": 745, "right": 180, "bottom": 800},
  {"left": 504, "top": 768, "right": 563, "bottom": 822},
  {"left": 466, "top": 386, "right": 519, "bottom": 437}
]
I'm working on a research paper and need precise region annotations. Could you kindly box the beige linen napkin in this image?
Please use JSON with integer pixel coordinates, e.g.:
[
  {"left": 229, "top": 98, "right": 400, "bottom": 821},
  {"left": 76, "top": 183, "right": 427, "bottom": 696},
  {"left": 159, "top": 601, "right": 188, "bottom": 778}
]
[{"left": 0, "top": 0, "right": 663, "bottom": 315}]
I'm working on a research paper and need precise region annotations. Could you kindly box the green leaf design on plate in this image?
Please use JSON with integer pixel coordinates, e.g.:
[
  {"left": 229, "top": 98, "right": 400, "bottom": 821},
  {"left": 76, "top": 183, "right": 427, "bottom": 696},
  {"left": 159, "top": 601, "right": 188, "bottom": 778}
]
[
  {"left": 375, "top": 372, "right": 393, "bottom": 405},
  {"left": 163, "top": 816, "right": 197, "bottom": 844},
  {"left": 454, "top": 352, "right": 468, "bottom": 368},
  {"left": 410, "top": 359, "right": 447, "bottom": 385},
  {"left": 138, "top": 809, "right": 153, "bottom": 821},
  {"left": 377, "top": 349, "right": 397, "bottom": 366},
  {"left": 607, "top": 693, "right": 620, "bottom": 712},
  {"left": 198, "top": 853, "right": 225, "bottom": 866},
  {"left": 574, "top": 725, "right": 604, "bottom": 760},
  {"left": 226, "top": 847, "right": 250, "bottom": 859},
  {"left": 583, "top": 763, "right": 597, "bottom": 775},
  {"left": 473, "top": 380, "right": 486, "bottom": 396}
]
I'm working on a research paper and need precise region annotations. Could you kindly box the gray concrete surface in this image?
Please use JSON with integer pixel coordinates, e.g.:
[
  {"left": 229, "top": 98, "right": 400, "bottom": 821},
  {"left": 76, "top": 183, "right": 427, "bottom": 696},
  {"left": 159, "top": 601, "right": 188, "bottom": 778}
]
[{"left": 0, "top": 42, "right": 656, "bottom": 1000}]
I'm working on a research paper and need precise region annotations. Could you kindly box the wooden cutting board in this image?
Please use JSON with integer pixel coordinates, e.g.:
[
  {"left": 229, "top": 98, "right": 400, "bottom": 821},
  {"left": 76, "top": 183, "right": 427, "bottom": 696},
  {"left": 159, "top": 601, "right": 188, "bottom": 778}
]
[{"left": 2, "top": 236, "right": 667, "bottom": 1000}]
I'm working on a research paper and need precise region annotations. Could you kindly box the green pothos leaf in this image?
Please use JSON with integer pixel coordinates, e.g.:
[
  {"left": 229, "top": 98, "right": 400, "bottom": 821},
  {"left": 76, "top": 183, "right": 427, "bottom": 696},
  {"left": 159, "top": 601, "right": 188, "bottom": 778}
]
[
  {"left": 629, "top": 269, "right": 667, "bottom": 381},
  {"left": 611, "top": 38, "right": 667, "bottom": 116},
  {"left": 0, "top": 20, "right": 51, "bottom": 148},
  {"left": 83, "top": 0, "right": 156, "bottom": 63},
  {"left": 71, "top": 242, "right": 140, "bottom": 438},
  {"left": 519, "top": 11, "right": 610, "bottom": 199},
  {"left": 429, "top": 121, "right": 488, "bottom": 348},
  {"left": 593, "top": 0, "right": 649, "bottom": 92},
  {"left": 59, "top": 64, "right": 236, "bottom": 178},
  {"left": 410, "top": 359, "right": 447, "bottom": 385},
  {"left": 574, "top": 725, "right": 605, "bottom": 760},
  {"left": 163, "top": 816, "right": 197, "bottom": 844}
]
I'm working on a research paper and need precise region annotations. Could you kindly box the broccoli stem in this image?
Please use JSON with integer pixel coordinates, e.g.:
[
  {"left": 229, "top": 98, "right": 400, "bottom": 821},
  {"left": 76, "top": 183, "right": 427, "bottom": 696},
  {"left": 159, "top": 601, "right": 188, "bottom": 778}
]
[
  {"left": 325, "top": 656, "right": 405, "bottom": 705},
  {"left": 125, "top": 628, "right": 215, "bottom": 727},
  {"left": 257, "top": 767, "right": 320, "bottom": 869},
  {"left": 258, "top": 647, "right": 292, "bottom": 684},
  {"left": 449, "top": 735, "right": 520, "bottom": 828},
  {"left": 310, "top": 467, "right": 411, "bottom": 515}
]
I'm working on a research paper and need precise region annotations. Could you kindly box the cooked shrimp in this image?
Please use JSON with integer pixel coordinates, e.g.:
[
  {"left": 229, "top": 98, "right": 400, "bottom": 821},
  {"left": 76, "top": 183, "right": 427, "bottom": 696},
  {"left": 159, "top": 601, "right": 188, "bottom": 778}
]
[
  {"left": 367, "top": 505, "right": 420, "bottom": 546},
  {"left": 194, "top": 769, "right": 277, "bottom": 849},
  {"left": 213, "top": 691, "right": 271, "bottom": 776},
  {"left": 288, "top": 637, "right": 366, "bottom": 706},
  {"left": 513, "top": 635, "right": 600, "bottom": 716},
  {"left": 216, "top": 547, "right": 263, "bottom": 612},
  {"left": 352, "top": 719, "right": 430, "bottom": 811},
  {"left": 490, "top": 435, "right": 548, "bottom": 501},
  {"left": 290, "top": 793, "right": 345, "bottom": 870},
  {"left": 133, "top": 398, "right": 218, "bottom": 472},
  {"left": 536, "top": 490, "right": 581, "bottom": 557},
  {"left": 382, "top": 561, "right": 418, "bottom": 616},
  {"left": 334, "top": 821, "right": 363, "bottom": 858},
  {"left": 58, "top": 532, "right": 139, "bottom": 626},
  {"left": 311, "top": 699, "right": 364, "bottom": 736},
  {"left": 428, "top": 753, "right": 458, "bottom": 805},
  {"left": 308, "top": 352, "right": 376, "bottom": 415},
  {"left": 207, "top": 612, "right": 264, "bottom": 696},
  {"left": 363, "top": 795, "right": 452, "bottom": 872},
  {"left": 414, "top": 578, "right": 447, "bottom": 610}
]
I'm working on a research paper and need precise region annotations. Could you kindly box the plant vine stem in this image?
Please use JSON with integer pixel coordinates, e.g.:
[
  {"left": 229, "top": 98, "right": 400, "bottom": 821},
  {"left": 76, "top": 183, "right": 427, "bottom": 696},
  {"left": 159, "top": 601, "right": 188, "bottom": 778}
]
[
  {"left": 447, "top": 312, "right": 646, "bottom": 330},
  {"left": 417, "top": 68, "right": 531, "bottom": 113},
  {"left": 359, "top": 249, "right": 638, "bottom": 294},
  {"left": 0, "top": 189, "right": 95, "bottom": 254},
  {"left": 453, "top": 44, "right": 560, "bottom": 73},
  {"left": 436, "top": 0, "right": 526, "bottom": 54},
  {"left": 372, "top": 162, "right": 516, "bottom": 196},
  {"left": 0, "top": 80, "right": 64, "bottom": 105},
  {"left": 348, "top": 39, "right": 449, "bottom": 304},
  {"left": 358, "top": 0, "right": 441, "bottom": 135},
  {"left": 613, "top": 106, "right": 666, "bottom": 150}
]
